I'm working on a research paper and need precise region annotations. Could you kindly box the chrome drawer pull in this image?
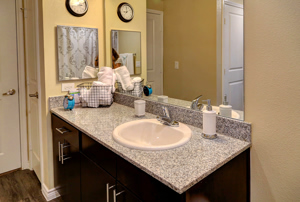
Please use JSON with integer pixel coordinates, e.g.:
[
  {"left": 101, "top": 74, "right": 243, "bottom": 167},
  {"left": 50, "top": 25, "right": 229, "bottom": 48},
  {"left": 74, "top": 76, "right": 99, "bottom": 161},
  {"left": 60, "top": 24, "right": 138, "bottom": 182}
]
[
  {"left": 56, "top": 128, "right": 70, "bottom": 134},
  {"left": 106, "top": 183, "right": 116, "bottom": 202},
  {"left": 58, "top": 142, "right": 61, "bottom": 162},
  {"left": 113, "top": 189, "right": 125, "bottom": 202},
  {"left": 60, "top": 143, "right": 71, "bottom": 164}
]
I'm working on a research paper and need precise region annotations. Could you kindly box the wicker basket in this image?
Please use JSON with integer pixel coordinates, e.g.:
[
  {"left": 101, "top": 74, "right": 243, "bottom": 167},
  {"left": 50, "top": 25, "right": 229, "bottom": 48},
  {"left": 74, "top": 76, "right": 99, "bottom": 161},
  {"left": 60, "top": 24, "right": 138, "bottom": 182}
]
[
  {"left": 116, "top": 79, "right": 144, "bottom": 97},
  {"left": 77, "top": 83, "right": 113, "bottom": 107}
]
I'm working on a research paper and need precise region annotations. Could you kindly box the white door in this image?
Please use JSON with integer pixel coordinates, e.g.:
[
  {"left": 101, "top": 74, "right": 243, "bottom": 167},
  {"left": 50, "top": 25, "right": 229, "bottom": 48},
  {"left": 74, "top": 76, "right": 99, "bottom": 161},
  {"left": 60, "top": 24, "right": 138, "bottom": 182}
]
[
  {"left": 147, "top": 10, "right": 163, "bottom": 95},
  {"left": 0, "top": 0, "right": 21, "bottom": 174},
  {"left": 223, "top": 2, "right": 244, "bottom": 111},
  {"left": 24, "top": 0, "right": 41, "bottom": 181}
]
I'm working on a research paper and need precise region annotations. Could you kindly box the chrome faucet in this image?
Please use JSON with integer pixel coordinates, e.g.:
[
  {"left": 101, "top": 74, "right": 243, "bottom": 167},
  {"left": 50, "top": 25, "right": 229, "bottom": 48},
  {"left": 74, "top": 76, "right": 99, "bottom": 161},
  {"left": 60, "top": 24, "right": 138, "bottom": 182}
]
[
  {"left": 190, "top": 95, "right": 204, "bottom": 111},
  {"left": 157, "top": 106, "right": 179, "bottom": 127}
]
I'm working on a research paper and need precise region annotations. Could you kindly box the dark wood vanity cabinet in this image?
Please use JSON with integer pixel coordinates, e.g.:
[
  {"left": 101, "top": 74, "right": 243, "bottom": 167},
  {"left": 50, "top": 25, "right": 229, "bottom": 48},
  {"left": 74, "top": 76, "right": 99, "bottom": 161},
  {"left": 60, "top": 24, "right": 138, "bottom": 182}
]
[
  {"left": 52, "top": 115, "right": 81, "bottom": 202},
  {"left": 52, "top": 114, "right": 250, "bottom": 202}
]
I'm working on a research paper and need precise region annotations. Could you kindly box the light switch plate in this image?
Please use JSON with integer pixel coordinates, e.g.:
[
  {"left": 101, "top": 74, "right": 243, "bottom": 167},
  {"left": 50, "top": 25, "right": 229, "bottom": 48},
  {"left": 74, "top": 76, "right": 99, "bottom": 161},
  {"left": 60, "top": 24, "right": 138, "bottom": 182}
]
[
  {"left": 175, "top": 61, "right": 179, "bottom": 69},
  {"left": 62, "top": 83, "right": 75, "bottom": 92},
  {"left": 136, "top": 61, "right": 141, "bottom": 68}
]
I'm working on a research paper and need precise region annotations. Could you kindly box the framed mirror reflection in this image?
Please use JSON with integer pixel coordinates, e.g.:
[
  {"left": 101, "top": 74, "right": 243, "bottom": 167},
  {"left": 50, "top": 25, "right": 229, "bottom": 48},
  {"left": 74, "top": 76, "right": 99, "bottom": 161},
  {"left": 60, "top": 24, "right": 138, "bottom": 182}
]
[
  {"left": 111, "top": 0, "right": 244, "bottom": 120},
  {"left": 57, "top": 25, "right": 99, "bottom": 81},
  {"left": 111, "top": 30, "right": 142, "bottom": 75}
]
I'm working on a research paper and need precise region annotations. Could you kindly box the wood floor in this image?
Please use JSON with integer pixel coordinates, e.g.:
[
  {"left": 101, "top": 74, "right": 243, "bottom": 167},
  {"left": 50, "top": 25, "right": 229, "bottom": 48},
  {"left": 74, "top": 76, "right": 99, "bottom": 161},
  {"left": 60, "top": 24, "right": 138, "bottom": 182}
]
[{"left": 0, "top": 169, "right": 63, "bottom": 202}]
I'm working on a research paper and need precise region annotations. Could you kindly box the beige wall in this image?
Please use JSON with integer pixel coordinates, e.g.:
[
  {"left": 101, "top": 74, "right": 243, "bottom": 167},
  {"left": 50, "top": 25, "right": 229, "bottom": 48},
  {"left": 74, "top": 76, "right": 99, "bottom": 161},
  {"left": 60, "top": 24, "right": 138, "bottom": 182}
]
[
  {"left": 105, "top": 0, "right": 147, "bottom": 80},
  {"left": 162, "top": 0, "right": 217, "bottom": 103},
  {"left": 41, "top": 0, "right": 105, "bottom": 189},
  {"left": 147, "top": 0, "right": 164, "bottom": 11},
  {"left": 245, "top": 1, "right": 300, "bottom": 201}
]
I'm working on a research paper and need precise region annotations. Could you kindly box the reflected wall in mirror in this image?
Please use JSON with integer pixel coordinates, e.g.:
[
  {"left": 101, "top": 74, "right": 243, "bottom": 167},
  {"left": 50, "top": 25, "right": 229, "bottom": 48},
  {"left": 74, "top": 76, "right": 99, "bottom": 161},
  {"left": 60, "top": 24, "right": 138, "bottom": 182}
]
[
  {"left": 57, "top": 25, "right": 99, "bottom": 81},
  {"left": 112, "top": 0, "right": 244, "bottom": 120},
  {"left": 111, "top": 30, "right": 142, "bottom": 75}
]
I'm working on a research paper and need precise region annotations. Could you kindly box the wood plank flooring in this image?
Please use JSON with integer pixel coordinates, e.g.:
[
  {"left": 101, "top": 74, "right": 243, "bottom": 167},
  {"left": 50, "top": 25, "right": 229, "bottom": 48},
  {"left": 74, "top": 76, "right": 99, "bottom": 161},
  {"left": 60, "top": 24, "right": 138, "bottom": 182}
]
[{"left": 0, "top": 169, "right": 63, "bottom": 202}]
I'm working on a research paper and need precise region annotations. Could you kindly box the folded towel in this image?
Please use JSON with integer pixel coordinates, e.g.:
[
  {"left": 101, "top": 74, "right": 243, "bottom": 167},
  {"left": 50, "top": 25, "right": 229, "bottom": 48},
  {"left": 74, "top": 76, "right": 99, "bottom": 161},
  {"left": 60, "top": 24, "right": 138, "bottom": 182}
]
[
  {"left": 97, "top": 67, "right": 116, "bottom": 92},
  {"left": 114, "top": 66, "right": 134, "bottom": 91},
  {"left": 120, "top": 53, "right": 134, "bottom": 75},
  {"left": 132, "top": 77, "right": 142, "bottom": 83},
  {"left": 82, "top": 66, "right": 98, "bottom": 79}
]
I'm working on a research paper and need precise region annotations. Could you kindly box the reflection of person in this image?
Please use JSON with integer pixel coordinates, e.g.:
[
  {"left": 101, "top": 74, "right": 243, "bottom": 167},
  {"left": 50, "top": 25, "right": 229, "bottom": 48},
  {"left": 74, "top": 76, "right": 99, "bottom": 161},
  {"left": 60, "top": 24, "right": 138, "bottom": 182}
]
[
  {"left": 94, "top": 56, "right": 98, "bottom": 67},
  {"left": 112, "top": 48, "right": 122, "bottom": 69}
]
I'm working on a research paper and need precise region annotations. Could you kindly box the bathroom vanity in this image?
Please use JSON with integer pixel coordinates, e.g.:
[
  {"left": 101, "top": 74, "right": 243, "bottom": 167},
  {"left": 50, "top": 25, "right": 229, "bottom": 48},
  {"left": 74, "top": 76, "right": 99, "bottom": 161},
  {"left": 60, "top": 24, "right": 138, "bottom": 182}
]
[{"left": 51, "top": 104, "right": 250, "bottom": 202}]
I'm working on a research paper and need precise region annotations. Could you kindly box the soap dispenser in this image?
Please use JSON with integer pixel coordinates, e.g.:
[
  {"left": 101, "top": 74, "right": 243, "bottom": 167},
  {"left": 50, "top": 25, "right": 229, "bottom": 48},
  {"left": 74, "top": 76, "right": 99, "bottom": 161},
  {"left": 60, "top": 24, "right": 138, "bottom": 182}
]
[
  {"left": 219, "top": 95, "right": 232, "bottom": 118},
  {"left": 202, "top": 99, "right": 217, "bottom": 139}
]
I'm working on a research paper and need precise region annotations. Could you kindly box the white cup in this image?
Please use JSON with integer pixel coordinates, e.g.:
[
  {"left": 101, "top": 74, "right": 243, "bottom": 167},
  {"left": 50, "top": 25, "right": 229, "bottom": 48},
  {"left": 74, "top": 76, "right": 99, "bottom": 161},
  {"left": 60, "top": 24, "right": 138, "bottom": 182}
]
[{"left": 134, "top": 100, "right": 146, "bottom": 117}]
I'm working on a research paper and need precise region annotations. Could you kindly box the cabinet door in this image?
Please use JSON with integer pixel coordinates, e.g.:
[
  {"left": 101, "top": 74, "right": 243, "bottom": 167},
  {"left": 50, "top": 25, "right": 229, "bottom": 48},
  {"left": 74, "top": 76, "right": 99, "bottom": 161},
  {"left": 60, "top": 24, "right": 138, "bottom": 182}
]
[
  {"left": 82, "top": 133, "right": 117, "bottom": 177},
  {"left": 81, "top": 153, "right": 116, "bottom": 202},
  {"left": 52, "top": 115, "right": 80, "bottom": 202},
  {"left": 117, "top": 157, "right": 184, "bottom": 202},
  {"left": 62, "top": 140, "right": 81, "bottom": 202},
  {"left": 114, "top": 183, "right": 141, "bottom": 202}
]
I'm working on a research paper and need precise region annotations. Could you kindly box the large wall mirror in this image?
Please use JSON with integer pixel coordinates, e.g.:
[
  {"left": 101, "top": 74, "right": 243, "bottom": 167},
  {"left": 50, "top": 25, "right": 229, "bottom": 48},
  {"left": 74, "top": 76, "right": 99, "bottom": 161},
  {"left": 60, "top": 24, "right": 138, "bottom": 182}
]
[
  {"left": 112, "top": 0, "right": 244, "bottom": 120},
  {"left": 111, "top": 30, "right": 142, "bottom": 75},
  {"left": 57, "top": 25, "right": 99, "bottom": 81}
]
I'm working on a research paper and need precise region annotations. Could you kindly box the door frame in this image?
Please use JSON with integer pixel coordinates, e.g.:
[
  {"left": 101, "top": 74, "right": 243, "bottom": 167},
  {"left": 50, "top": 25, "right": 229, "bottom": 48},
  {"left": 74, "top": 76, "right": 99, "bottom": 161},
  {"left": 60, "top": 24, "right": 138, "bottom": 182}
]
[
  {"left": 16, "top": 0, "right": 29, "bottom": 170},
  {"left": 146, "top": 9, "right": 164, "bottom": 94},
  {"left": 15, "top": 0, "right": 43, "bottom": 183}
]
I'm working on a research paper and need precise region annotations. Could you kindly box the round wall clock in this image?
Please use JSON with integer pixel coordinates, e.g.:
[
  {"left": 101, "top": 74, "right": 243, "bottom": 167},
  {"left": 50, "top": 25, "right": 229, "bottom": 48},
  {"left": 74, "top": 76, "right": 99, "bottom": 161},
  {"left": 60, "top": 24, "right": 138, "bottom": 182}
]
[
  {"left": 117, "top": 2, "right": 134, "bottom": 23},
  {"left": 66, "top": 0, "right": 89, "bottom": 17}
]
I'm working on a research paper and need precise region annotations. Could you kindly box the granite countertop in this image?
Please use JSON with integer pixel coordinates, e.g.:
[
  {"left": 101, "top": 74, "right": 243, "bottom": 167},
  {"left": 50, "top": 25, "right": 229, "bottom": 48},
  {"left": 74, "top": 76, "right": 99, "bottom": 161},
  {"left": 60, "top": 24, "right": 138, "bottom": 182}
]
[{"left": 51, "top": 103, "right": 250, "bottom": 194}]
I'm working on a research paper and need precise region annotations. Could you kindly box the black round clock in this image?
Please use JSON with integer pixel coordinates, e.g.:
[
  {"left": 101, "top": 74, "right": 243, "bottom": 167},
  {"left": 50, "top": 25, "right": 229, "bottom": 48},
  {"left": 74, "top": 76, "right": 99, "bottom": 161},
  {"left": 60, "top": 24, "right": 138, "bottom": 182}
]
[
  {"left": 66, "top": 0, "right": 89, "bottom": 17},
  {"left": 117, "top": 2, "right": 134, "bottom": 23}
]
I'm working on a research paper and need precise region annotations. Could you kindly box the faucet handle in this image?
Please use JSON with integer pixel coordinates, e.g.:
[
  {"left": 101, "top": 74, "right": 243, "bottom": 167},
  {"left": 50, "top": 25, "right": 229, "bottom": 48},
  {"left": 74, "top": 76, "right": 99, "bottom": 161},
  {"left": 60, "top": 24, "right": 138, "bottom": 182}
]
[{"left": 191, "top": 95, "right": 203, "bottom": 110}]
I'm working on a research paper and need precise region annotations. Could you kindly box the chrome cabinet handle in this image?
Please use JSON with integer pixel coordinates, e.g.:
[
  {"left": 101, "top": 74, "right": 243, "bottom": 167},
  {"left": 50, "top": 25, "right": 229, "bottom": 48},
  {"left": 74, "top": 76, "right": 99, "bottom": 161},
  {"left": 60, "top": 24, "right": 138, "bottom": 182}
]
[
  {"left": 60, "top": 143, "right": 71, "bottom": 164},
  {"left": 2, "top": 89, "right": 16, "bottom": 96},
  {"left": 56, "top": 128, "right": 70, "bottom": 134},
  {"left": 29, "top": 92, "right": 38, "bottom": 99},
  {"left": 106, "top": 183, "right": 115, "bottom": 202},
  {"left": 58, "top": 142, "right": 61, "bottom": 162},
  {"left": 113, "top": 189, "right": 125, "bottom": 202}
]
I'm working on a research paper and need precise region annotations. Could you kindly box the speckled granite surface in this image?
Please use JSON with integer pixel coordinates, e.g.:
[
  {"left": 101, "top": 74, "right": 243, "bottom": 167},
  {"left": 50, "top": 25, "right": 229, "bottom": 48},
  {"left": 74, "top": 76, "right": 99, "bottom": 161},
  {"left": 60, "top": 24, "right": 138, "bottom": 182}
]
[{"left": 51, "top": 103, "right": 250, "bottom": 194}]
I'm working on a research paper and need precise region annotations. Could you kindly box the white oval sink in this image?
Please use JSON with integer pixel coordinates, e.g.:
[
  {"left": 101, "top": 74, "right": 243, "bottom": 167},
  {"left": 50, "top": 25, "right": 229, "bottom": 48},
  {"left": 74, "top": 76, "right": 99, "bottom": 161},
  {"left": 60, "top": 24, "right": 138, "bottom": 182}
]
[{"left": 113, "top": 119, "right": 192, "bottom": 151}]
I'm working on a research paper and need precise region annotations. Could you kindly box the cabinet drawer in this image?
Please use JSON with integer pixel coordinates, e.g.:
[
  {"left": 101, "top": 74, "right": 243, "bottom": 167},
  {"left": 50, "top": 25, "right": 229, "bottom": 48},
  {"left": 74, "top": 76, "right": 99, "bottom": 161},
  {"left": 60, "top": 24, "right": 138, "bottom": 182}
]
[
  {"left": 117, "top": 157, "right": 184, "bottom": 202},
  {"left": 52, "top": 114, "right": 79, "bottom": 149},
  {"left": 82, "top": 133, "right": 117, "bottom": 178}
]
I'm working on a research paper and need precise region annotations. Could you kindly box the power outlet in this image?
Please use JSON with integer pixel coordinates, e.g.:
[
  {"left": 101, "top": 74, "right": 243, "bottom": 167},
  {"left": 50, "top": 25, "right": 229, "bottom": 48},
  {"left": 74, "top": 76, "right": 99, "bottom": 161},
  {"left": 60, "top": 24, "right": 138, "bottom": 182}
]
[
  {"left": 175, "top": 61, "right": 179, "bottom": 69},
  {"left": 62, "top": 83, "right": 75, "bottom": 92},
  {"left": 136, "top": 61, "right": 141, "bottom": 68}
]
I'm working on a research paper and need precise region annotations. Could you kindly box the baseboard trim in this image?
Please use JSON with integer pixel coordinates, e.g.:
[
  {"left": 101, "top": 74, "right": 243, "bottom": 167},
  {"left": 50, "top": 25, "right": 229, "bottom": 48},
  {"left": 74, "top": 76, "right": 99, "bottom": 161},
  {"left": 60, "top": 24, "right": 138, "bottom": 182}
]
[{"left": 41, "top": 183, "right": 60, "bottom": 201}]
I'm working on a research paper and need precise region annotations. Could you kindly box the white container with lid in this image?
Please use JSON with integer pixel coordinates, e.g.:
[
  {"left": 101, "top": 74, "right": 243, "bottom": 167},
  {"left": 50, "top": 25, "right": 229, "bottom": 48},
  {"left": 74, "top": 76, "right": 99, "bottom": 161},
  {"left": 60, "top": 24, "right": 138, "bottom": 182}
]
[
  {"left": 134, "top": 100, "right": 146, "bottom": 117},
  {"left": 202, "top": 99, "right": 217, "bottom": 139},
  {"left": 219, "top": 94, "right": 232, "bottom": 118}
]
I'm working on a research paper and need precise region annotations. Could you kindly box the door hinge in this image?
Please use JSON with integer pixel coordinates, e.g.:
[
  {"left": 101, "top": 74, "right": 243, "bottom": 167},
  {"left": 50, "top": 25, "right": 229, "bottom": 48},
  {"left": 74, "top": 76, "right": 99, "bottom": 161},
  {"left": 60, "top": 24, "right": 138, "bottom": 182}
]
[
  {"left": 224, "top": 69, "right": 226, "bottom": 75},
  {"left": 20, "top": 7, "right": 27, "bottom": 18}
]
